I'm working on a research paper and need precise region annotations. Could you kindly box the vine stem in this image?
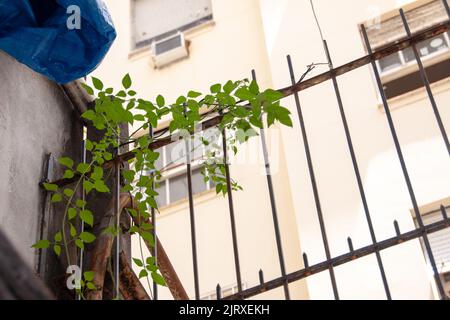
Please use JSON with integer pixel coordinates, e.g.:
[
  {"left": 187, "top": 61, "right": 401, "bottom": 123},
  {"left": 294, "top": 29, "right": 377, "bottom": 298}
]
[
  {"left": 135, "top": 149, "right": 154, "bottom": 299},
  {"left": 61, "top": 159, "right": 97, "bottom": 270}
]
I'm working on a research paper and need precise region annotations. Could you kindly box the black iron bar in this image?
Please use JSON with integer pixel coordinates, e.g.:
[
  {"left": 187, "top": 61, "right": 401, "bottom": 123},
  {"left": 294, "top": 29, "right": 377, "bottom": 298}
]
[
  {"left": 399, "top": 9, "right": 450, "bottom": 155},
  {"left": 322, "top": 40, "right": 392, "bottom": 299},
  {"left": 252, "top": 70, "right": 290, "bottom": 300},
  {"left": 222, "top": 127, "right": 243, "bottom": 294},
  {"left": 303, "top": 253, "right": 309, "bottom": 268},
  {"left": 444, "top": 0, "right": 450, "bottom": 18},
  {"left": 347, "top": 237, "right": 354, "bottom": 252},
  {"left": 361, "top": 24, "right": 447, "bottom": 300},
  {"left": 259, "top": 269, "right": 265, "bottom": 285},
  {"left": 442, "top": 205, "right": 448, "bottom": 219},
  {"left": 185, "top": 133, "right": 200, "bottom": 300},
  {"left": 287, "top": 56, "right": 340, "bottom": 299},
  {"left": 223, "top": 216, "right": 450, "bottom": 300},
  {"left": 216, "top": 284, "right": 222, "bottom": 300},
  {"left": 394, "top": 221, "right": 401, "bottom": 237}
]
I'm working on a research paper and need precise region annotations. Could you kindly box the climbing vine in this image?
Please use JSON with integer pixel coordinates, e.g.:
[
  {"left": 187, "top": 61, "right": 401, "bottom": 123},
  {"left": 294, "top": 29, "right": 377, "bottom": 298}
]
[{"left": 32, "top": 73, "right": 293, "bottom": 299}]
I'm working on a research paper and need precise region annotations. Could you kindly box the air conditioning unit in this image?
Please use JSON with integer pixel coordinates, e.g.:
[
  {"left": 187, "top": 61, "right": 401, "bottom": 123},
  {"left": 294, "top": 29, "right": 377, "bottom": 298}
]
[{"left": 151, "top": 32, "right": 189, "bottom": 69}]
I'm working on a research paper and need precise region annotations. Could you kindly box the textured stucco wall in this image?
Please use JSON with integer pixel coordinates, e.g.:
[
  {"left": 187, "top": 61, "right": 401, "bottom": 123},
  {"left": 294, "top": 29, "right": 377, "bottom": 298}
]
[{"left": 0, "top": 50, "right": 82, "bottom": 270}]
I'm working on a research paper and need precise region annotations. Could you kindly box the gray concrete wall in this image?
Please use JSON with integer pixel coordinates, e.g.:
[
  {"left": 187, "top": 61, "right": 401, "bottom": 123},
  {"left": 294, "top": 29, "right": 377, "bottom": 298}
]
[{"left": 0, "top": 50, "right": 82, "bottom": 270}]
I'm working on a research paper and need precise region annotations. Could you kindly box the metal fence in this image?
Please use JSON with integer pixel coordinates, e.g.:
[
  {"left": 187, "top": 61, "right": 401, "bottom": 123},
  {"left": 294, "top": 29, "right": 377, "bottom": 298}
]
[
  {"left": 145, "top": 2, "right": 450, "bottom": 301},
  {"left": 49, "top": 1, "right": 450, "bottom": 301}
]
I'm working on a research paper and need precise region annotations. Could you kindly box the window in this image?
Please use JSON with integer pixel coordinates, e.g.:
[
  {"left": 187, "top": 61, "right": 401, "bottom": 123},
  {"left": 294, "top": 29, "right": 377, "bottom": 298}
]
[
  {"left": 414, "top": 206, "right": 450, "bottom": 297},
  {"left": 363, "top": 0, "right": 450, "bottom": 100},
  {"left": 153, "top": 139, "right": 215, "bottom": 208},
  {"left": 132, "top": 0, "right": 213, "bottom": 49}
]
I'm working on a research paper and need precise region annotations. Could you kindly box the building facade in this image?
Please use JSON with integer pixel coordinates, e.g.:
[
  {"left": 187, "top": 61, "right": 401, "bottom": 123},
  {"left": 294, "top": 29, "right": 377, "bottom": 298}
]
[{"left": 93, "top": 0, "right": 450, "bottom": 299}]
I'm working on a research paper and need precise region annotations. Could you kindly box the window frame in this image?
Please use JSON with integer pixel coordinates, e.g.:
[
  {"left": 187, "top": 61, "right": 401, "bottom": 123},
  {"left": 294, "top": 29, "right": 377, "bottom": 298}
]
[
  {"left": 154, "top": 140, "right": 215, "bottom": 208},
  {"left": 376, "top": 31, "right": 450, "bottom": 82},
  {"left": 411, "top": 200, "right": 450, "bottom": 298},
  {"left": 130, "top": 0, "right": 214, "bottom": 51},
  {"left": 361, "top": 0, "right": 450, "bottom": 103}
]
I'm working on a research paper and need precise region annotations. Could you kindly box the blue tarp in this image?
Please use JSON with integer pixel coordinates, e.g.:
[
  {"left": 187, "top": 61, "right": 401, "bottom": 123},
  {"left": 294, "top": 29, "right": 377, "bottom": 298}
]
[{"left": 0, "top": 0, "right": 116, "bottom": 84}]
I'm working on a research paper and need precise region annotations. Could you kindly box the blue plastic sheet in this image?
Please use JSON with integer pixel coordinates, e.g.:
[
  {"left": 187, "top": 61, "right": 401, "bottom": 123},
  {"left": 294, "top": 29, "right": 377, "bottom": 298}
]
[{"left": 0, "top": 0, "right": 116, "bottom": 84}]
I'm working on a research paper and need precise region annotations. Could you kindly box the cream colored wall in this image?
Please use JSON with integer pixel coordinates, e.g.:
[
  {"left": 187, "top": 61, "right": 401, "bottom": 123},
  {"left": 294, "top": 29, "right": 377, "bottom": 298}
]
[
  {"left": 260, "top": 0, "right": 450, "bottom": 299},
  {"left": 94, "top": 0, "right": 308, "bottom": 300}
]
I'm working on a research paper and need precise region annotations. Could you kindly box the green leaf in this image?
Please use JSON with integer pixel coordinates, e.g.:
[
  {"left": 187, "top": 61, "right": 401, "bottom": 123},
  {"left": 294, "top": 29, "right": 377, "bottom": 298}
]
[
  {"left": 82, "top": 110, "right": 96, "bottom": 121},
  {"left": 128, "top": 225, "right": 139, "bottom": 234},
  {"left": 216, "top": 183, "right": 223, "bottom": 194},
  {"left": 151, "top": 272, "right": 166, "bottom": 286},
  {"left": 68, "top": 208, "right": 77, "bottom": 220},
  {"left": 122, "top": 74, "right": 132, "bottom": 89},
  {"left": 84, "top": 271, "right": 94, "bottom": 282},
  {"left": 133, "top": 258, "right": 144, "bottom": 267},
  {"left": 59, "top": 157, "right": 74, "bottom": 169},
  {"left": 127, "top": 208, "right": 138, "bottom": 218},
  {"left": 146, "top": 257, "right": 156, "bottom": 265},
  {"left": 249, "top": 80, "right": 260, "bottom": 95},
  {"left": 53, "top": 245, "right": 61, "bottom": 256},
  {"left": 76, "top": 199, "right": 86, "bottom": 208},
  {"left": 63, "top": 188, "right": 74, "bottom": 197},
  {"left": 85, "top": 139, "right": 94, "bottom": 151},
  {"left": 235, "top": 87, "right": 255, "bottom": 101},
  {"left": 92, "top": 77, "right": 103, "bottom": 90},
  {"left": 70, "top": 223, "right": 77, "bottom": 237},
  {"left": 94, "top": 180, "right": 110, "bottom": 193},
  {"left": 103, "top": 152, "right": 113, "bottom": 161},
  {"left": 79, "top": 232, "right": 96, "bottom": 243},
  {"left": 43, "top": 183, "right": 58, "bottom": 192},
  {"left": 80, "top": 210, "right": 94, "bottom": 227},
  {"left": 83, "top": 180, "right": 94, "bottom": 194},
  {"left": 91, "top": 166, "right": 103, "bottom": 181},
  {"left": 146, "top": 264, "right": 157, "bottom": 272},
  {"left": 156, "top": 95, "right": 165, "bottom": 107},
  {"left": 140, "top": 223, "right": 153, "bottom": 231},
  {"left": 75, "top": 239, "right": 84, "bottom": 249},
  {"left": 139, "top": 269, "right": 148, "bottom": 279},
  {"left": 210, "top": 83, "right": 221, "bottom": 93},
  {"left": 140, "top": 231, "right": 155, "bottom": 246},
  {"left": 133, "top": 114, "right": 145, "bottom": 121},
  {"left": 63, "top": 169, "right": 74, "bottom": 179},
  {"left": 81, "top": 83, "right": 94, "bottom": 95},
  {"left": 32, "top": 239, "right": 50, "bottom": 249},
  {"left": 54, "top": 231, "right": 62, "bottom": 242},
  {"left": 116, "top": 90, "right": 127, "bottom": 97},
  {"left": 276, "top": 111, "right": 293, "bottom": 127},
  {"left": 223, "top": 80, "right": 237, "bottom": 94},
  {"left": 51, "top": 193, "right": 62, "bottom": 203},
  {"left": 123, "top": 170, "right": 135, "bottom": 181},
  {"left": 86, "top": 282, "right": 96, "bottom": 290},
  {"left": 176, "top": 96, "right": 186, "bottom": 105},
  {"left": 249, "top": 116, "right": 263, "bottom": 129},
  {"left": 232, "top": 106, "right": 250, "bottom": 118},
  {"left": 263, "top": 89, "right": 284, "bottom": 102},
  {"left": 76, "top": 163, "right": 90, "bottom": 174},
  {"left": 188, "top": 90, "right": 202, "bottom": 98}
]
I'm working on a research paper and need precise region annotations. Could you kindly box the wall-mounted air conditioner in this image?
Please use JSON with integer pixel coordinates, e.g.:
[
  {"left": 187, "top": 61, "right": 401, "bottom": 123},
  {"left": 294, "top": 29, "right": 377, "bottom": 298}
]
[{"left": 151, "top": 32, "right": 189, "bottom": 69}]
